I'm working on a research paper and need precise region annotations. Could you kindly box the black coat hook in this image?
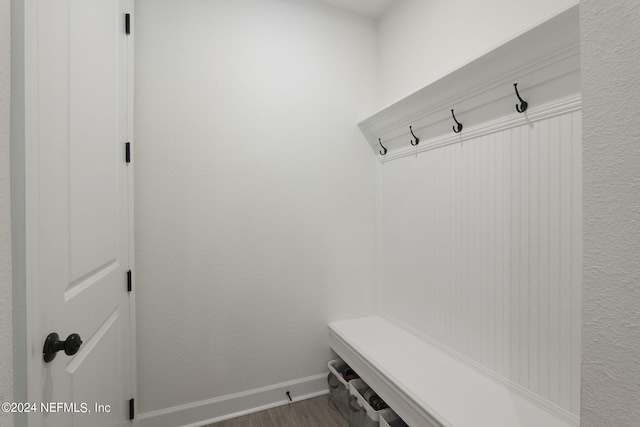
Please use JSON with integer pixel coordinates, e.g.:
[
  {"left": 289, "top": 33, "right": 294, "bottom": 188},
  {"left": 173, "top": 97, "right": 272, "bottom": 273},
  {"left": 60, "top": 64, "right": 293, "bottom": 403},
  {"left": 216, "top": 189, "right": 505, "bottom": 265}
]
[
  {"left": 451, "top": 109, "right": 463, "bottom": 133},
  {"left": 410, "top": 126, "right": 419, "bottom": 146},
  {"left": 514, "top": 83, "right": 528, "bottom": 113},
  {"left": 378, "top": 138, "right": 387, "bottom": 155}
]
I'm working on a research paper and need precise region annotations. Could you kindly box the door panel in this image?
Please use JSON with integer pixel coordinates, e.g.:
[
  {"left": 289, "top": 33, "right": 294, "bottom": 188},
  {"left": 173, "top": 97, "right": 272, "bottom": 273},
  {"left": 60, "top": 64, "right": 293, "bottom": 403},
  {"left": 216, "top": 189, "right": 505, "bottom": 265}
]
[
  {"left": 69, "top": 0, "right": 120, "bottom": 281},
  {"left": 69, "top": 309, "right": 125, "bottom": 426}
]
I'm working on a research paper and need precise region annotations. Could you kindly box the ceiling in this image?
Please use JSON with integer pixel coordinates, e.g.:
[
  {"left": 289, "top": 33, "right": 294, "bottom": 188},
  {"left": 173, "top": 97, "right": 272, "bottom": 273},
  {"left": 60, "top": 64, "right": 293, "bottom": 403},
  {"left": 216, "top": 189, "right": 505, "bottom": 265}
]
[{"left": 312, "top": 0, "right": 396, "bottom": 18}]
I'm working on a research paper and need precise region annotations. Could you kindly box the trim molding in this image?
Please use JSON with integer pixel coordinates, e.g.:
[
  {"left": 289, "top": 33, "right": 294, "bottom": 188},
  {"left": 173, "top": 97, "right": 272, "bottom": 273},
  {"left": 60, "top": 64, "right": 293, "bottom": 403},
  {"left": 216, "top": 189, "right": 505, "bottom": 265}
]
[
  {"left": 380, "top": 96, "right": 582, "bottom": 163},
  {"left": 138, "top": 374, "right": 329, "bottom": 427}
]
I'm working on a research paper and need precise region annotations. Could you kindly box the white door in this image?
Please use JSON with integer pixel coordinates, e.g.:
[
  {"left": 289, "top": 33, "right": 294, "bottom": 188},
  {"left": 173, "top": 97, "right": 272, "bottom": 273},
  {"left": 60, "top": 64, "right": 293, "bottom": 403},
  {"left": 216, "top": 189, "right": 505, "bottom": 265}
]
[{"left": 23, "top": 0, "right": 135, "bottom": 426}]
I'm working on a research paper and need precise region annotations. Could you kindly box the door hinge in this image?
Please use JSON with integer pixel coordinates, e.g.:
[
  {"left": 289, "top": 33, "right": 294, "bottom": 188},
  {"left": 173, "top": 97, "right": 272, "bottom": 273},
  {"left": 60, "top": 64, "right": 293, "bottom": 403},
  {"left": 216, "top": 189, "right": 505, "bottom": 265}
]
[
  {"left": 125, "top": 142, "right": 131, "bottom": 163},
  {"left": 125, "top": 13, "right": 131, "bottom": 35},
  {"left": 129, "top": 398, "right": 134, "bottom": 420},
  {"left": 127, "top": 270, "right": 132, "bottom": 292}
]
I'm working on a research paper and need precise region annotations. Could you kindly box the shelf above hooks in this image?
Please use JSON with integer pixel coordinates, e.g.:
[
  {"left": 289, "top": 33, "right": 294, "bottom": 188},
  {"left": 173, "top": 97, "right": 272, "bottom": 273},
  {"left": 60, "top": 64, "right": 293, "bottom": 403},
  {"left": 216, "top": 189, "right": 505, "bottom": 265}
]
[{"left": 359, "top": 5, "right": 580, "bottom": 159}]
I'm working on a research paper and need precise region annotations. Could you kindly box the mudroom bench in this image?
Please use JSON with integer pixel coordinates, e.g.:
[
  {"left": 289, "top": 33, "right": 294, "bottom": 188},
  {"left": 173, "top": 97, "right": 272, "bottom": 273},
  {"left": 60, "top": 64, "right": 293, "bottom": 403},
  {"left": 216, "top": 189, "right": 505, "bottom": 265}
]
[{"left": 329, "top": 316, "right": 578, "bottom": 427}]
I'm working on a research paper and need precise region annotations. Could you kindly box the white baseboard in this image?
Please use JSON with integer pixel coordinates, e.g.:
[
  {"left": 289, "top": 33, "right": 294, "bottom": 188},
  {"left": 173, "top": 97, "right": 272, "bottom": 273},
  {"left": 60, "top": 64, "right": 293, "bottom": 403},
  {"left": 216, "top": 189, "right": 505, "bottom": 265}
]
[{"left": 138, "top": 373, "right": 329, "bottom": 427}]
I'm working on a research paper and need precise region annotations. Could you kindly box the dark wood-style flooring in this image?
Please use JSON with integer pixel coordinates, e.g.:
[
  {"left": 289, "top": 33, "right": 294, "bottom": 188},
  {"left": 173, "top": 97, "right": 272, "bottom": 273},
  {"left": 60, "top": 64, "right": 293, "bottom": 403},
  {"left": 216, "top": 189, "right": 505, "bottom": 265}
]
[{"left": 204, "top": 395, "right": 348, "bottom": 427}]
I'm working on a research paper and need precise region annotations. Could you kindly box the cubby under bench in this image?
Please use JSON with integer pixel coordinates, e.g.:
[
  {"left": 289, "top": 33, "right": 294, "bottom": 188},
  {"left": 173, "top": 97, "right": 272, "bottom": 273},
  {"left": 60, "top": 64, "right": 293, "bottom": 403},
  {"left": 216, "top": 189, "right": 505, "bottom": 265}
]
[{"left": 329, "top": 316, "right": 578, "bottom": 427}]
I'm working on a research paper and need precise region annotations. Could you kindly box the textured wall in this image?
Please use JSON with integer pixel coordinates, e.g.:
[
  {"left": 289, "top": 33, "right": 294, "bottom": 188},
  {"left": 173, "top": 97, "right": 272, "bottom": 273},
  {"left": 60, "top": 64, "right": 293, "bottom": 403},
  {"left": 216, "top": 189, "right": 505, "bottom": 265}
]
[
  {"left": 376, "top": 0, "right": 578, "bottom": 108},
  {"left": 134, "top": 0, "right": 377, "bottom": 414},
  {"left": 0, "top": 0, "right": 13, "bottom": 424},
  {"left": 581, "top": 1, "right": 640, "bottom": 426}
]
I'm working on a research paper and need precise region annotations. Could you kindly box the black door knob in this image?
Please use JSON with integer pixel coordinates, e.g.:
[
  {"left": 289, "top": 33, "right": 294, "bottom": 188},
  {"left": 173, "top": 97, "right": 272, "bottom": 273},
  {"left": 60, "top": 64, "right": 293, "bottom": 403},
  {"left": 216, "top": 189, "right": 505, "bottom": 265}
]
[{"left": 43, "top": 332, "right": 83, "bottom": 363}]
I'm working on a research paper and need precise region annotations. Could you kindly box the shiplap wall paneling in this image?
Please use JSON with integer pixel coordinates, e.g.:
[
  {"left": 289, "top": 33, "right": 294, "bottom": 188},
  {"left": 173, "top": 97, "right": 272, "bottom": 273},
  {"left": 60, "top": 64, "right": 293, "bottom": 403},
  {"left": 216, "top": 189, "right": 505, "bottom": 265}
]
[
  {"left": 378, "top": 109, "right": 582, "bottom": 416},
  {"left": 380, "top": 155, "right": 419, "bottom": 324}
]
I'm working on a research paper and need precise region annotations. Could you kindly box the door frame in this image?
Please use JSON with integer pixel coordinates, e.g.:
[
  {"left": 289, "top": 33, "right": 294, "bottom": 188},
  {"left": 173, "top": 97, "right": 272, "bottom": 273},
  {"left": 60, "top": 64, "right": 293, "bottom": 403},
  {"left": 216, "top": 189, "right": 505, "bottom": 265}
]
[{"left": 10, "top": 1, "right": 137, "bottom": 426}]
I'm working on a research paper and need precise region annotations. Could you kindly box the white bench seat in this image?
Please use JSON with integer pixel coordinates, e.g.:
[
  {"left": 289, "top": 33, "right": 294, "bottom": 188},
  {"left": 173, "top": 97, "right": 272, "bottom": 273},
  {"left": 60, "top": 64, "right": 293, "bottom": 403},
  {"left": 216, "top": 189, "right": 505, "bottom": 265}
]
[{"left": 328, "top": 316, "right": 578, "bottom": 427}]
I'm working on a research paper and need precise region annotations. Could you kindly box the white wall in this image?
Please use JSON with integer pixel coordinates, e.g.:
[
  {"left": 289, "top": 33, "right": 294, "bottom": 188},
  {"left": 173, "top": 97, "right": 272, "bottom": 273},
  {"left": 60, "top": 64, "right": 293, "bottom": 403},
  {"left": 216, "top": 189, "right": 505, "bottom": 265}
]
[
  {"left": 377, "top": 0, "right": 577, "bottom": 108},
  {"left": 0, "top": 0, "right": 13, "bottom": 424},
  {"left": 581, "top": 1, "right": 640, "bottom": 425},
  {"left": 134, "top": 0, "right": 378, "bottom": 415}
]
